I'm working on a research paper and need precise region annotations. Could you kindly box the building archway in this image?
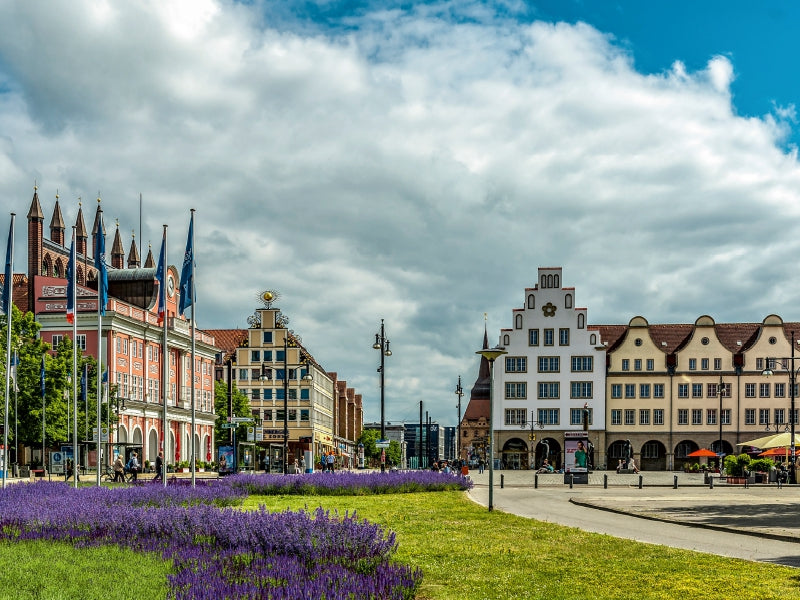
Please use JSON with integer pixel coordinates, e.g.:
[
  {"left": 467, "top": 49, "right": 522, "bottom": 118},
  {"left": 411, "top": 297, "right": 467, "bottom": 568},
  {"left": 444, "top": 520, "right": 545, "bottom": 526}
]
[
  {"left": 500, "top": 438, "right": 527, "bottom": 470},
  {"left": 534, "top": 437, "right": 561, "bottom": 470},
  {"left": 641, "top": 440, "right": 667, "bottom": 471},
  {"left": 148, "top": 428, "right": 158, "bottom": 464},
  {"left": 607, "top": 439, "right": 633, "bottom": 469},
  {"left": 674, "top": 439, "right": 700, "bottom": 468}
]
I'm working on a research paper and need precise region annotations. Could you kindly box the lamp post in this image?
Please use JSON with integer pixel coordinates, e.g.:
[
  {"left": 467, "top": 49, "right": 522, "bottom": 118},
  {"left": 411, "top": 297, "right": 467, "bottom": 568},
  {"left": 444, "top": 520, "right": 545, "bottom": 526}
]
[
  {"left": 373, "top": 319, "right": 392, "bottom": 472},
  {"left": 455, "top": 376, "right": 464, "bottom": 463},
  {"left": 717, "top": 375, "right": 725, "bottom": 470},
  {"left": 521, "top": 410, "right": 544, "bottom": 469},
  {"left": 762, "top": 331, "right": 799, "bottom": 484},
  {"left": 475, "top": 345, "right": 507, "bottom": 511}
]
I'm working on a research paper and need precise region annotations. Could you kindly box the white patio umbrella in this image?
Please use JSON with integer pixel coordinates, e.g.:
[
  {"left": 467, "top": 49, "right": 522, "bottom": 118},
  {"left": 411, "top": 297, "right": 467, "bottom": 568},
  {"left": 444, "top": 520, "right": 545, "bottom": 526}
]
[{"left": 736, "top": 432, "right": 800, "bottom": 449}]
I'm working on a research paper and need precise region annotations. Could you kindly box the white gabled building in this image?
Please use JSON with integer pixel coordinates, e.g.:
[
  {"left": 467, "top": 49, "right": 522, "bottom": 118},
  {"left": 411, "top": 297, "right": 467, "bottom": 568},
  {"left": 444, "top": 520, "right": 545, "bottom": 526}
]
[{"left": 492, "top": 267, "right": 607, "bottom": 470}]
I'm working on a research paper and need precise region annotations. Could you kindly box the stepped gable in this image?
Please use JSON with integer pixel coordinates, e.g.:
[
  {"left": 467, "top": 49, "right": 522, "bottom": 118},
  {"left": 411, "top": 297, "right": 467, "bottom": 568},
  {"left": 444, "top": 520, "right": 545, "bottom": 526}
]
[{"left": 204, "top": 329, "right": 248, "bottom": 362}]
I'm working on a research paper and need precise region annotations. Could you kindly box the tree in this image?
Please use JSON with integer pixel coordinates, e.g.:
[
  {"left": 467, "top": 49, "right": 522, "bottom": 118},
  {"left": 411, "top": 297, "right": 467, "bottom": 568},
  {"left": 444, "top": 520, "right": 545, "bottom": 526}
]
[
  {"left": 357, "top": 428, "right": 380, "bottom": 465},
  {"left": 213, "top": 380, "right": 251, "bottom": 447}
]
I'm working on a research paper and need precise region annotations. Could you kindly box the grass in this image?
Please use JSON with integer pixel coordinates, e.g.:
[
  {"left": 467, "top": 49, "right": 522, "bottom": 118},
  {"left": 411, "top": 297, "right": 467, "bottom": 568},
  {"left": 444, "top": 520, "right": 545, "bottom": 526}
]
[
  {"left": 0, "top": 539, "right": 170, "bottom": 600},
  {"left": 245, "top": 491, "right": 800, "bottom": 600}
]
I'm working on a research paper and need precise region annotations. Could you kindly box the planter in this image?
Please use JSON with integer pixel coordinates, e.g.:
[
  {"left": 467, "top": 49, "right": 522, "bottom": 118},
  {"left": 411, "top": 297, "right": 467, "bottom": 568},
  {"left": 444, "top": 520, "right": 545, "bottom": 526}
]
[
  {"left": 180, "top": 468, "right": 189, "bottom": 473},
  {"left": 726, "top": 477, "right": 747, "bottom": 484}
]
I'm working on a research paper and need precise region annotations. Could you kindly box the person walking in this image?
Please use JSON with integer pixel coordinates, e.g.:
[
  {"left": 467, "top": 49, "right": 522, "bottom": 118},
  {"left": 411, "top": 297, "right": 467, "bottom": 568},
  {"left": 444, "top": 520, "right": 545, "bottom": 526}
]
[
  {"left": 113, "top": 455, "right": 125, "bottom": 483},
  {"left": 326, "top": 451, "right": 335, "bottom": 473},
  {"left": 154, "top": 452, "right": 163, "bottom": 482},
  {"left": 128, "top": 452, "right": 140, "bottom": 482}
]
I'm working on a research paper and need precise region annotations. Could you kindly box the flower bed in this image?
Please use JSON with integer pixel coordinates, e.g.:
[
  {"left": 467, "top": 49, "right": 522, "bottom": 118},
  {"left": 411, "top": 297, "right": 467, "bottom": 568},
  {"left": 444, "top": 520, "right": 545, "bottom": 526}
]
[{"left": 0, "top": 479, "right": 423, "bottom": 599}]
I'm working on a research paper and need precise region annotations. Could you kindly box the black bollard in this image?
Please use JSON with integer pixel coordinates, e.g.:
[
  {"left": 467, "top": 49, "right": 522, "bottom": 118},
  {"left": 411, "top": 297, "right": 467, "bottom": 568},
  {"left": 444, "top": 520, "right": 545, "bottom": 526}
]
[
  {"left": 638, "top": 475, "right": 643, "bottom": 489},
  {"left": 569, "top": 474, "right": 574, "bottom": 489},
  {"left": 709, "top": 476, "right": 714, "bottom": 489},
  {"left": 500, "top": 474, "right": 504, "bottom": 489},
  {"left": 673, "top": 474, "right": 678, "bottom": 489},
  {"left": 604, "top": 474, "right": 608, "bottom": 489},
  {"left": 535, "top": 474, "right": 538, "bottom": 489}
]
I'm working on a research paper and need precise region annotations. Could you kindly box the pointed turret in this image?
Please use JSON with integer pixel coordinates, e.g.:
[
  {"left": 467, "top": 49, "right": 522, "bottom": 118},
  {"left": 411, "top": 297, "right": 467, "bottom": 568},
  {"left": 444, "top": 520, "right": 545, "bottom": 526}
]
[
  {"left": 91, "top": 197, "right": 106, "bottom": 257},
  {"left": 111, "top": 222, "right": 125, "bottom": 269},
  {"left": 27, "top": 184, "right": 44, "bottom": 313},
  {"left": 49, "top": 194, "right": 65, "bottom": 246},
  {"left": 75, "top": 202, "right": 88, "bottom": 257},
  {"left": 127, "top": 231, "right": 140, "bottom": 268},
  {"left": 143, "top": 244, "right": 155, "bottom": 268}
]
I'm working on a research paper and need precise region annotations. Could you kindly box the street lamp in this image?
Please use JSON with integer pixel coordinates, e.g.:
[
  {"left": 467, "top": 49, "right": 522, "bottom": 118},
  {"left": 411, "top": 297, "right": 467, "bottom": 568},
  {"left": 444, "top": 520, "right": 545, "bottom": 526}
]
[
  {"left": 455, "top": 376, "right": 464, "bottom": 463},
  {"left": 716, "top": 375, "right": 726, "bottom": 469},
  {"left": 762, "top": 331, "right": 800, "bottom": 484},
  {"left": 475, "top": 345, "right": 507, "bottom": 511},
  {"left": 520, "top": 410, "right": 545, "bottom": 469},
  {"left": 373, "top": 319, "right": 392, "bottom": 472}
]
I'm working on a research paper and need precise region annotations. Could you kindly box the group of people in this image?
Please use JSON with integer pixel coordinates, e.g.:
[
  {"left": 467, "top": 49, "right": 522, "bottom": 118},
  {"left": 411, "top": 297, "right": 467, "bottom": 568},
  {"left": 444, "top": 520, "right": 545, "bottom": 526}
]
[
  {"left": 320, "top": 451, "right": 336, "bottom": 472},
  {"left": 616, "top": 458, "right": 639, "bottom": 473},
  {"left": 110, "top": 451, "right": 164, "bottom": 482}
]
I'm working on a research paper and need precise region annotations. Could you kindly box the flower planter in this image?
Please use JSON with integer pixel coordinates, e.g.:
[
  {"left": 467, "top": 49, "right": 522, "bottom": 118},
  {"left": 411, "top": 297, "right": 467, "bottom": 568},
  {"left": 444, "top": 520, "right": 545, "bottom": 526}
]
[{"left": 726, "top": 476, "right": 747, "bottom": 484}]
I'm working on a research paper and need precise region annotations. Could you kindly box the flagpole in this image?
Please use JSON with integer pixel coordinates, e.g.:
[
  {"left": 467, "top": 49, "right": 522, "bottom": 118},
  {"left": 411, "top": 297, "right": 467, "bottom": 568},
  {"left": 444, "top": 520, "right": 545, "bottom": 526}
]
[
  {"left": 160, "top": 225, "right": 168, "bottom": 488},
  {"left": 95, "top": 203, "right": 106, "bottom": 487},
  {"left": 189, "top": 209, "right": 196, "bottom": 487},
  {"left": 41, "top": 355, "right": 45, "bottom": 472},
  {"left": 3, "top": 213, "right": 15, "bottom": 489},
  {"left": 71, "top": 226, "right": 78, "bottom": 489}
]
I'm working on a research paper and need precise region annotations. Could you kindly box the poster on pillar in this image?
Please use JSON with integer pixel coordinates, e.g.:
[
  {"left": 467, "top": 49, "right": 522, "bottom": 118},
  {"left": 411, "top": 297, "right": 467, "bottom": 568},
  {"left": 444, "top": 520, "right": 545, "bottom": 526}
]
[{"left": 564, "top": 434, "right": 589, "bottom": 473}]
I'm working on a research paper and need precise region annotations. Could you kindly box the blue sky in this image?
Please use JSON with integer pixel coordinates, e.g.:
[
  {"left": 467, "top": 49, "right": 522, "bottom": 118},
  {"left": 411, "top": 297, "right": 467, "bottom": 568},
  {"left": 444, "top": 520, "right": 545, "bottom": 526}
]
[{"left": 1, "top": 1, "right": 799, "bottom": 427}]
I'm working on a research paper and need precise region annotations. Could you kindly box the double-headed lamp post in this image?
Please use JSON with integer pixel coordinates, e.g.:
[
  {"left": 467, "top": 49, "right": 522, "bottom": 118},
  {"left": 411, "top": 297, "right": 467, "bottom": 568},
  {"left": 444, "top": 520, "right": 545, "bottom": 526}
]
[
  {"left": 475, "top": 345, "right": 507, "bottom": 511},
  {"left": 455, "top": 376, "right": 464, "bottom": 462},
  {"left": 717, "top": 374, "right": 725, "bottom": 469},
  {"left": 762, "top": 330, "right": 799, "bottom": 485},
  {"left": 373, "top": 319, "right": 392, "bottom": 472}
]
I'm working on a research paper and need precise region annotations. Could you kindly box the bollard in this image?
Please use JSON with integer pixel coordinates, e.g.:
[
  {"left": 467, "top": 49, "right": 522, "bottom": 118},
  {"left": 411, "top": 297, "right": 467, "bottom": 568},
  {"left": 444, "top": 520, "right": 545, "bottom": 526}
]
[
  {"left": 535, "top": 474, "right": 538, "bottom": 489},
  {"left": 604, "top": 474, "right": 608, "bottom": 489},
  {"left": 501, "top": 474, "right": 504, "bottom": 489},
  {"left": 709, "top": 476, "right": 714, "bottom": 489},
  {"left": 569, "top": 474, "right": 574, "bottom": 489},
  {"left": 673, "top": 474, "right": 678, "bottom": 489},
  {"left": 638, "top": 475, "right": 643, "bottom": 489}
]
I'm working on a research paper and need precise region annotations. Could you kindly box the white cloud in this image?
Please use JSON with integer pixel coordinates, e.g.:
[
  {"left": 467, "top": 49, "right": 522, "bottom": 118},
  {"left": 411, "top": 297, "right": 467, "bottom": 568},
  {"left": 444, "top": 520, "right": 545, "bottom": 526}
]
[{"left": 0, "top": 1, "right": 799, "bottom": 426}]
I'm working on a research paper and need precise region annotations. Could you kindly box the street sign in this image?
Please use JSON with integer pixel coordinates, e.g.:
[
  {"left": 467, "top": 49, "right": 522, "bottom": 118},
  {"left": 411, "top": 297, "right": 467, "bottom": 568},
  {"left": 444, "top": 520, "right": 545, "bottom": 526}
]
[
  {"left": 376, "top": 440, "right": 390, "bottom": 448},
  {"left": 221, "top": 423, "right": 237, "bottom": 429},
  {"left": 230, "top": 417, "right": 253, "bottom": 423}
]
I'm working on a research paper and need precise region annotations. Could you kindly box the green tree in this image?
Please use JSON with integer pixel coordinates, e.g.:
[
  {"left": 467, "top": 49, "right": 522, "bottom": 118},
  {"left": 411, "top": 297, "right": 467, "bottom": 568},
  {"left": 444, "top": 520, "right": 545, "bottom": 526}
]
[
  {"left": 386, "top": 439, "right": 401, "bottom": 467},
  {"left": 213, "top": 380, "right": 251, "bottom": 448}
]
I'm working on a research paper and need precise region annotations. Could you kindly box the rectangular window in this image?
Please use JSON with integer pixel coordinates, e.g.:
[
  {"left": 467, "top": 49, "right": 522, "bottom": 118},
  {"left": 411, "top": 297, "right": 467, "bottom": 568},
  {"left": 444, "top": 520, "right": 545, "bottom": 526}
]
[
  {"left": 756, "top": 358, "right": 764, "bottom": 370},
  {"left": 505, "top": 382, "right": 527, "bottom": 399},
  {"left": 529, "top": 329, "right": 539, "bottom": 346},
  {"left": 707, "top": 409, "right": 717, "bottom": 425},
  {"left": 276, "top": 389, "right": 285, "bottom": 400},
  {"left": 251, "top": 389, "right": 260, "bottom": 400},
  {"left": 692, "top": 383, "right": 703, "bottom": 398},
  {"left": 701, "top": 358, "right": 709, "bottom": 370},
  {"left": 678, "top": 409, "right": 688, "bottom": 425},
  {"left": 300, "top": 409, "right": 310, "bottom": 422},
  {"left": 537, "top": 408, "right": 559, "bottom": 425},
  {"left": 611, "top": 409, "right": 622, "bottom": 425},
  {"left": 264, "top": 389, "right": 273, "bottom": 400},
  {"left": 640, "top": 409, "right": 650, "bottom": 425},
  {"left": 505, "top": 357, "right": 527, "bottom": 373},
  {"left": 646, "top": 359, "right": 654, "bottom": 371},
  {"left": 775, "top": 408, "right": 785, "bottom": 425},
  {"left": 570, "top": 408, "right": 592, "bottom": 426},
  {"left": 538, "top": 382, "right": 559, "bottom": 399},
  {"left": 52, "top": 334, "right": 64, "bottom": 349},
  {"left": 744, "top": 408, "right": 755, "bottom": 425},
  {"left": 262, "top": 351, "right": 272, "bottom": 362},
  {"left": 505, "top": 408, "right": 527, "bottom": 426},
  {"left": 570, "top": 382, "right": 592, "bottom": 399},
  {"left": 692, "top": 409, "right": 703, "bottom": 425},
  {"left": 688, "top": 358, "right": 697, "bottom": 370},
  {"left": 678, "top": 383, "right": 688, "bottom": 398},
  {"left": 639, "top": 384, "right": 650, "bottom": 398},
  {"left": 300, "top": 389, "right": 310, "bottom": 400},
  {"left": 714, "top": 358, "right": 722, "bottom": 370},
  {"left": 275, "top": 409, "right": 285, "bottom": 421},
  {"left": 263, "top": 332, "right": 273, "bottom": 344},
  {"left": 634, "top": 359, "right": 642, "bottom": 371},
  {"left": 611, "top": 384, "right": 622, "bottom": 399},
  {"left": 624, "top": 384, "right": 635, "bottom": 399},
  {"left": 251, "top": 350, "right": 260, "bottom": 362},
  {"left": 775, "top": 383, "right": 786, "bottom": 398},
  {"left": 624, "top": 409, "right": 635, "bottom": 426},
  {"left": 653, "top": 384, "right": 664, "bottom": 398},
  {"left": 745, "top": 383, "right": 756, "bottom": 398},
  {"left": 238, "top": 369, "right": 248, "bottom": 380},
  {"left": 251, "top": 368, "right": 261, "bottom": 381},
  {"left": 759, "top": 408, "right": 769, "bottom": 425},
  {"left": 288, "top": 409, "right": 297, "bottom": 421},
  {"left": 721, "top": 409, "right": 731, "bottom": 425},
  {"left": 288, "top": 389, "right": 298, "bottom": 400},
  {"left": 707, "top": 383, "right": 718, "bottom": 398},
  {"left": 571, "top": 356, "right": 593, "bottom": 372},
  {"left": 122, "top": 338, "right": 128, "bottom": 355},
  {"left": 544, "top": 329, "right": 554, "bottom": 346},
  {"left": 76, "top": 334, "right": 87, "bottom": 351},
  {"left": 538, "top": 357, "right": 560, "bottom": 372},
  {"left": 559, "top": 328, "right": 569, "bottom": 346},
  {"left": 760, "top": 383, "right": 770, "bottom": 398},
  {"left": 653, "top": 409, "right": 664, "bottom": 425},
  {"left": 621, "top": 359, "right": 630, "bottom": 371},
  {"left": 275, "top": 369, "right": 285, "bottom": 380}
]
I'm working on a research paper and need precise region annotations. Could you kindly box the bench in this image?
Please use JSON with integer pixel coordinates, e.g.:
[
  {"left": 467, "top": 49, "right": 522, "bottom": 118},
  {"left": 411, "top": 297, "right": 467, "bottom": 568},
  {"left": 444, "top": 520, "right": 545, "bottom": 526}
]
[{"left": 30, "top": 469, "right": 45, "bottom": 479}]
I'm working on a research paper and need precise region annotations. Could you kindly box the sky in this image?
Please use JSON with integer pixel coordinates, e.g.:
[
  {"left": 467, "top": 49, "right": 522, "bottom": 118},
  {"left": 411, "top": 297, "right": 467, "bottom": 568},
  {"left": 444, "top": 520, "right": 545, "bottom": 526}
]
[{"left": 2, "top": 0, "right": 800, "bottom": 428}]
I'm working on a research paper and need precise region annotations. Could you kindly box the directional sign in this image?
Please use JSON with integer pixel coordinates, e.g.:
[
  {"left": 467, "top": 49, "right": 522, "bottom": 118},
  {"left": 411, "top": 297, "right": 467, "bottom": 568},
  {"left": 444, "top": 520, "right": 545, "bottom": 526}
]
[
  {"left": 230, "top": 417, "right": 254, "bottom": 423},
  {"left": 221, "top": 423, "right": 237, "bottom": 429},
  {"left": 376, "top": 440, "right": 390, "bottom": 449}
]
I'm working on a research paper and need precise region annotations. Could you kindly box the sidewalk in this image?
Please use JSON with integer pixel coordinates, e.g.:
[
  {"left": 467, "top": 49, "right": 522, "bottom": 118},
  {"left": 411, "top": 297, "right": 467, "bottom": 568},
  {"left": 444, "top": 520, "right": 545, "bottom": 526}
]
[{"left": 467, "top": 469, "right": 800, "bottom": 542}]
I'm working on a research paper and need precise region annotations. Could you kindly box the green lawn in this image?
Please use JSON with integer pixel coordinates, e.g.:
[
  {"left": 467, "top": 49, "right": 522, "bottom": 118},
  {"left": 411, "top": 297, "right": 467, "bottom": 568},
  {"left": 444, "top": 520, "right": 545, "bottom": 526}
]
[
  {"left": 0, "top": 491, "right": 798, "bottom": 599},
  {"left": 246, "top": 491, "right": 800, "bottom": 600}
]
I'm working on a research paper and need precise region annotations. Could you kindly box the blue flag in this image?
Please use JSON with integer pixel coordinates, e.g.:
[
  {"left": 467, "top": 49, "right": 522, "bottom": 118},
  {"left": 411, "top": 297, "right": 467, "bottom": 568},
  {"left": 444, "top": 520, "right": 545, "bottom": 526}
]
[
  {"left": 2, "top": 215, "right": 13, "bottom": 317},
  {"left": 80, "top": 363, "right": 87, "bottom": 402},
  {"left": 66, "top": 236, "right": 75, "bottom": 324},
  {"left": 178, "top": 212, "right": 194, "bottom": 316},
  {"left": 94, "top": 220, "right": 107, "bottom": 316},
  {"left": 155, "top": 232, "right": 166, "bottom": 324}
]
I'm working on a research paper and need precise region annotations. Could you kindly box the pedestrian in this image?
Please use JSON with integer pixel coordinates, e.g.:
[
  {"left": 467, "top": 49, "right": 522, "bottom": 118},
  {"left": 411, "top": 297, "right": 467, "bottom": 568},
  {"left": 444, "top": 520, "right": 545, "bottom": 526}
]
[
  {"left": 128, "top": 452, "right": 140, "bottom": 482},
  {"left": 154, "top": 452, "right": 163, "bottom": 482},
  {"left": 478, "top": 458, "right": 485, "bottom": 474},
  {"left": 113, "top": 454, "right": 125, "bottom": 482},
  {"left": 629, "top": 456, "right": 639, "bottom": 474},
  {"left": 326, "top": 451, "right": 335, "bottom": 473},
  {"left": 617, "top": 459, "right": 623, "bottom": 474}
]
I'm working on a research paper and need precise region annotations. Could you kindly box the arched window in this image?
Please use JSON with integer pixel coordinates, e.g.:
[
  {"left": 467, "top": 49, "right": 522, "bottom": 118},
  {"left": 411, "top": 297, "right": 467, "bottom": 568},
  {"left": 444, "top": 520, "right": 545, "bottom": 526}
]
[
  {"left": 54, "top": 260, "right": 63, "bottom": 278},
  {"left": 527, "top": 294, "right": 535, "bottom": 309},
  {"left": 515, "top": 314, "right": 523, "bottom": 329},
  {"left": 41, "top": 260, "right": 48, "bottom": 276},
  {"left": 565, "top": 294, "right": 572, "bottom": 309},
  {"left": 503, "top": 334, "right": 510, "bottom": 346},
  {"left": 547, "top": 274, "right": 554, "bottom": 288},
  {"left": 77, "top": 266, "right": 85, "bottom": 285},
  {"left": 577, "top": 314, "right": 585, "bottom": 329},
  {"left": 590, "top": 334, "right": 596, "bottom": 345},
  {"left": 541, "top": 274, "right": 547, "bottom": 288},
  {"left": 554, "top": 274, "right": 559, "bottom": 288}
]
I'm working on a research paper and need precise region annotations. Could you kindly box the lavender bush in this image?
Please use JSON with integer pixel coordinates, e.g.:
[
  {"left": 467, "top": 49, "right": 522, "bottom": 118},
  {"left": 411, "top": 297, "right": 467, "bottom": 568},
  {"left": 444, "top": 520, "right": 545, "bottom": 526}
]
[{"left": 0, "top": 477, "right": 425, "bottom": 599}]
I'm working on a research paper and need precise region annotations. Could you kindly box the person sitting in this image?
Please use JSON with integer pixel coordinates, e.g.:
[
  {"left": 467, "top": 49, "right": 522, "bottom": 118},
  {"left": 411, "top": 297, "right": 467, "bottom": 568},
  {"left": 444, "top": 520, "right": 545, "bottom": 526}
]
[{"left": 537, "top": 459, "right": 554, "bottom": 474}]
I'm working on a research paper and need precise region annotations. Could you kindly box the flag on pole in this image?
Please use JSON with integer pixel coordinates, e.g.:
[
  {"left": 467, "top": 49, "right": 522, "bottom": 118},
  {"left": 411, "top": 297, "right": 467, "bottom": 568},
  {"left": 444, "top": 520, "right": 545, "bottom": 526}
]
[
  {"left": 155, "top": 232, "right": 166, "bottom": 325},
  {"left": 94, "top": 219, "right": 107, "bottom": 316},
  {"left": 66, "top": 236, "right": 75, "bottom": 324},
  {"left": 40, "top": 355, "right": 46, "bottom": 399},
  {"left": 178, "top": 212, "right": 193, "bottom": 316},
  {"left": 80, "top": 363, "right": 87, "bottom": 402},
  {"left": 2, "top": 216, "right": 12, "bottom": 317}
]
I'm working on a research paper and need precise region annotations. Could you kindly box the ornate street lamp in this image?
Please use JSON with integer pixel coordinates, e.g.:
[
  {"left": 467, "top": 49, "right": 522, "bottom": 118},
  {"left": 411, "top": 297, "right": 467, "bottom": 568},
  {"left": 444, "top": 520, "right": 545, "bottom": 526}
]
[
  {"left": 373, "top": 319, "right": 392, "bottom": 472},
  {"left": 520, "top": 409, "right": 545, "bottom": 469},
  {"left": 455, "top": 376, "right": 464, "bottom": 462},
  {"left": 475, "top": 345, "right": 507, "bottom": 511},
  {"left": 762, "top": 331, "right": 800, "bottom": 484}
]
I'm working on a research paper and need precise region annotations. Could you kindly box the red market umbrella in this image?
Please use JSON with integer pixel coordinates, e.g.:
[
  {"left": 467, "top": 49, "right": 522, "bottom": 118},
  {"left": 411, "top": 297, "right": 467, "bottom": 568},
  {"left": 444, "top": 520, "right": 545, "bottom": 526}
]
[
  {"left": 757, "top": 447, "right": 800, "bottom": 457},
  {"left": 687, "top": 449, "right": 717, "bottom": 458}
]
